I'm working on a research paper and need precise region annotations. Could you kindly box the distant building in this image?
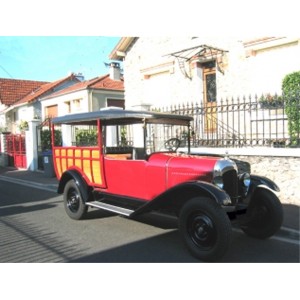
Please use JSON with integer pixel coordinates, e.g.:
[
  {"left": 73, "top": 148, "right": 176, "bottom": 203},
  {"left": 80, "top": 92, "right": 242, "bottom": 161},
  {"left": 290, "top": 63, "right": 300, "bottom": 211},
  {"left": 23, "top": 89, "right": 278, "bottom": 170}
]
[
  {"left": 0, "top": 78, "right": 48, "bottom": 131},
  {"left": 40, "top": 63, "right": 124, "bottom": 119}
]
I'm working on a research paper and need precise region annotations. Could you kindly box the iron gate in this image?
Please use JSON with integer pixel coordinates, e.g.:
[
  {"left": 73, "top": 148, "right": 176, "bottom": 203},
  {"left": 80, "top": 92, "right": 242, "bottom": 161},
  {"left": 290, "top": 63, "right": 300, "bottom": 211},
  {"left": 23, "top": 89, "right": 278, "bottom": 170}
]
[{"left": 5, "top": 134, "right": 27, "bottom": 168}]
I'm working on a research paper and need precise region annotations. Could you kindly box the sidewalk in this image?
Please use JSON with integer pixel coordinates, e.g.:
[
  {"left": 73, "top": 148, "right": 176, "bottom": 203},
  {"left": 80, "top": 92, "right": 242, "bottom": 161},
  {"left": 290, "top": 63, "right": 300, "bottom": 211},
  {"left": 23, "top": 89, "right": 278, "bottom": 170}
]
[{"left": 0, "top": 166, "right": 58, "bottom": 192}]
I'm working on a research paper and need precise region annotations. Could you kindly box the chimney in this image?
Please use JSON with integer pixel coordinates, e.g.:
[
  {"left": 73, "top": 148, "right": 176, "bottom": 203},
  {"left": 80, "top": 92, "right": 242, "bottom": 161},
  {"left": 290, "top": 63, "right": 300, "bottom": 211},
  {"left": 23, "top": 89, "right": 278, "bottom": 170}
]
[
  {"left": 109, "top": 62, "right": 121, "bottom": 81},
  {"left": 75, "top": 72, "right": 85, "bottom": 82},
  {"left": 69, "top": 72, "right": 85, "bottom": 81}
]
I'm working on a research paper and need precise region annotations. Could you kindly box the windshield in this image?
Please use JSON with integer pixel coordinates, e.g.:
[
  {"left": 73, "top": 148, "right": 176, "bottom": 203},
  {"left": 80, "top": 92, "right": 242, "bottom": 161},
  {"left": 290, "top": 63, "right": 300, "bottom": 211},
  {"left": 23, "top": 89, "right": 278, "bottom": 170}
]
[{"left": 146, "top": 123, "right": 189, "bottom": 152}]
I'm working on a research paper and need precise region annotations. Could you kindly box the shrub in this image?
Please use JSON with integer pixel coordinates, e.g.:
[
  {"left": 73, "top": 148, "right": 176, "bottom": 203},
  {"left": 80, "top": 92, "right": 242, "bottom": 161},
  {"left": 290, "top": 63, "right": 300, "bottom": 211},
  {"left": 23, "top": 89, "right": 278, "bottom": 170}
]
[
  {"left": 282, "top": 71, "right": 300, "bottom": 146},
  {"left": 75, "top": 129, "right": 97, "bottom": 146},
  {"left": 41, "top": 129, "right": 62, "bottom": 150}
]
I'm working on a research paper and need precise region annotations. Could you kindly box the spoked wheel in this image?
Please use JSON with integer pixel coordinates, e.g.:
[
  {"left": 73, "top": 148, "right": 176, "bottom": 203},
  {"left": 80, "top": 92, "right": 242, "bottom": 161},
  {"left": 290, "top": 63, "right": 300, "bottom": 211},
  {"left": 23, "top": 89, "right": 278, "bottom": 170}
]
[
  {"left": 240, "top": 188, "right": 283, "bottom": 239},
  {"left": 179, "top": 197, "right": 232, "bottom": 262},
  {"left": 63, "top": 179, "right": 88, "bottom": 220}
]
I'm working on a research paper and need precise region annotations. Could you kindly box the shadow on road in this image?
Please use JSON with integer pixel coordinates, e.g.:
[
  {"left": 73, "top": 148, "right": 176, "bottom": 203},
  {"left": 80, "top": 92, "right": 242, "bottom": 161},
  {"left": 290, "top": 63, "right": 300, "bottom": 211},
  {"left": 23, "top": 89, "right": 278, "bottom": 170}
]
[
  {"left": 70, "top": 206, "right": 300, "bottom": 263},
  {"left": 69, "top": 228, "right": 299, "bottom": 263},
  {"left": 0, "top": 215, "right": 85, "bottom": 262}
]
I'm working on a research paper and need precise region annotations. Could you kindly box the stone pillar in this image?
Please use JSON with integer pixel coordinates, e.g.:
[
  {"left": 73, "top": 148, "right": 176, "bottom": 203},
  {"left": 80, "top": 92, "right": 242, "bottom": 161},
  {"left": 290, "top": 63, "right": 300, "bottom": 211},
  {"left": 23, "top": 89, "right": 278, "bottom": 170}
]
[
  {"left": 0, "top": 132, "right": 9, "bottom": 167},
  {"left": 25, "top": 120, "right": 40, "bottom": 171},
  {"left": 61, "top": 124, "right": 73, "bottom": 146}
]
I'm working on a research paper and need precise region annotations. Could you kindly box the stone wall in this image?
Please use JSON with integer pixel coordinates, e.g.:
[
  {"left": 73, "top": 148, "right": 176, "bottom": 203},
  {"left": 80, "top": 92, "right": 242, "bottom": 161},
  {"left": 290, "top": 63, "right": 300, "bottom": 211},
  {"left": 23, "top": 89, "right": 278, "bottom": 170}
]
[{"left": 231, "top": 155, "right": 300, "bottom": 205}]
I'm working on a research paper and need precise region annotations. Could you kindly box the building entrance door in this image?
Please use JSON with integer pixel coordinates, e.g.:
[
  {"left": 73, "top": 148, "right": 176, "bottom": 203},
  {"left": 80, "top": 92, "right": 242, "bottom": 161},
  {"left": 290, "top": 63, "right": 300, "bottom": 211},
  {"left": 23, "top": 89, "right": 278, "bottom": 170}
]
[{"left": 203, "top": 62, "right": 217, "bottom": 133}]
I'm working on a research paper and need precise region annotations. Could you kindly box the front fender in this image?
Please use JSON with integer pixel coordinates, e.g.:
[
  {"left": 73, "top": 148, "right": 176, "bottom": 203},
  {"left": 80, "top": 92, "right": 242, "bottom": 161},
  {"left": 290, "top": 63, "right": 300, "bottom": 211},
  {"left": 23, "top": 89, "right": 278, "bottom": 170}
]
[
  {"left": 131, "top": 181, "right": 231, "bottom": 216},
  {"left": 250, "top": 175, "right": 280, "bottom": 192},
  {"left": 57, "top": 170, "right": 92, "bottom": 202}
]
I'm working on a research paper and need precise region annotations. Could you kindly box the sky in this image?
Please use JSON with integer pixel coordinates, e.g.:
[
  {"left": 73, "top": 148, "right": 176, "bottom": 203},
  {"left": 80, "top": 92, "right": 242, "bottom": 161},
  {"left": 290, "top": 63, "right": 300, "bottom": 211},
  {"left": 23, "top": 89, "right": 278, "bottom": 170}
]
[
  {"left": 0, "top": 36, "right": 121, "bottom": 82},
  {"left": 0, "top": 0, "right": 295, "bottom": 84}
]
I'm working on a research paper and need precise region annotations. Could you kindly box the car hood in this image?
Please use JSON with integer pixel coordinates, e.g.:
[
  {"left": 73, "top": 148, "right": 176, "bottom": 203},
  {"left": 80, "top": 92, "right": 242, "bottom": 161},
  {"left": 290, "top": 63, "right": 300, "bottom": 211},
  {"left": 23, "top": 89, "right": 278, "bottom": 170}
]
[{"left": 148, "top": 152, "right": 220, "bottom": 188}]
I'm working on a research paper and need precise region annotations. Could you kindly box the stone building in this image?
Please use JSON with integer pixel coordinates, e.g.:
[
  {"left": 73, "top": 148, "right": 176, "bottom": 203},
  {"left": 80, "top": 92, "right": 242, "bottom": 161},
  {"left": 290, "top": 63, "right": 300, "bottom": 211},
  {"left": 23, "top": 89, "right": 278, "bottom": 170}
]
[{"left": 110, "top": 37, "right": 300, "bottom": 110}]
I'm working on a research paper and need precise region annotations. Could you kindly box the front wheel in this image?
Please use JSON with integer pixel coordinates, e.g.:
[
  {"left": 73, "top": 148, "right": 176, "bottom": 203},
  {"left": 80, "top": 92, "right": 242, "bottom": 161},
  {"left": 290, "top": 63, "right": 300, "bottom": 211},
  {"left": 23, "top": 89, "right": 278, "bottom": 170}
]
[
  {"left": 240, "top": 188, "right": 283, "bottom": 239},
  {"left": 63, "top": 179, "right": 88, "bottom": 220},
  {"left": 179, "top": 197, "right": 232, "bottom": 262}
]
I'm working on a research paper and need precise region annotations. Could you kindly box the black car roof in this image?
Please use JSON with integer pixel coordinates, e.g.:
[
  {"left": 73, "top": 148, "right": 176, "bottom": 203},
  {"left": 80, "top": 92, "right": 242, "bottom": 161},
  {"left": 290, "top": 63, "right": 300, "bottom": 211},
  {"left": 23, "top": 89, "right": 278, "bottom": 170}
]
[{"left": 51, "top": 109, "right": 193, "bottom": 126}]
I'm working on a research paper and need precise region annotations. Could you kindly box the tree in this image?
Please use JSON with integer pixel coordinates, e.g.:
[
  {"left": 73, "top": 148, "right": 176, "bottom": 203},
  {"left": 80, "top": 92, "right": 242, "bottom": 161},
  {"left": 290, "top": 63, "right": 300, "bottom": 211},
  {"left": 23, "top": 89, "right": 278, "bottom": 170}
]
[{"left": 282, "top": 71, "right": 300, "bottom": 146}]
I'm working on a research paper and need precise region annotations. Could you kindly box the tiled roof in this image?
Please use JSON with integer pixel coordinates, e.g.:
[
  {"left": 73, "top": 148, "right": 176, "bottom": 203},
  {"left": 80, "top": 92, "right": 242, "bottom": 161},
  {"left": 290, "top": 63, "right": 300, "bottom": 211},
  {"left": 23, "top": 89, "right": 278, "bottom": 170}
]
[
  {"left": 89, "top": 75, "right": 124, "bottom": 90},
  {"left": 13, "top": 74, "right": 80, "bottom": 106},
  {"left": 43, "top": 74, "right": 124, "bottom": 99},
  {"left": 0, "top": 78, "right": 49, "bottom": 106}
]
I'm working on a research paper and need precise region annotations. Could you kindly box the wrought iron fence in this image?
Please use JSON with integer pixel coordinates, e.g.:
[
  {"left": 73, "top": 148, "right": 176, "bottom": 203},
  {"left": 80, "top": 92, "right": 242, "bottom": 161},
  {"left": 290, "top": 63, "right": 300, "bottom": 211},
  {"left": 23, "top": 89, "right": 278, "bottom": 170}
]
[{"left": 155, "top": 93, "right": 300, "bottom": 148}]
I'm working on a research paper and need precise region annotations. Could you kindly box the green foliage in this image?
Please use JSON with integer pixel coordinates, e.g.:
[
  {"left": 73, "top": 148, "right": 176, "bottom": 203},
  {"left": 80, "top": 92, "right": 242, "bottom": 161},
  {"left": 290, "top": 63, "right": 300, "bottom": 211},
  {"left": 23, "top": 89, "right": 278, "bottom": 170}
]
[
  {"left": 259, "top": 93, "right": 284, "bottom": 109},
  {"left": 282, "top": 71, "right": 300, "bottom": 146},
  {"left": 282, "top": 71, "right": 300, "bottom": 94},
  {"left": 18, "top": 120, "right": 29, "bottom": 131},
  {"left": 120, "top": 126, "right": 127, "bottom": 145},
  {"left": 0, "top": 126, "right": 8, "bottom": 133},
  {"left": 41, "top": 129, "right": 62, "bottom": 150},
  {"left": 75, "top": 129, "right": 97, "bottom": 146}
]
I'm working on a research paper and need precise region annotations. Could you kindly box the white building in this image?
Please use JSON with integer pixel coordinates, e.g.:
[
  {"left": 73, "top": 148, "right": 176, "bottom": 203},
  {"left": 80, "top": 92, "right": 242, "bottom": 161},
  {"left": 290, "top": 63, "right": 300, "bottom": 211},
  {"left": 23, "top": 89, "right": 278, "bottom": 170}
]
[{"left": 110, "top": 37, "right": 300, "bottom": 109}]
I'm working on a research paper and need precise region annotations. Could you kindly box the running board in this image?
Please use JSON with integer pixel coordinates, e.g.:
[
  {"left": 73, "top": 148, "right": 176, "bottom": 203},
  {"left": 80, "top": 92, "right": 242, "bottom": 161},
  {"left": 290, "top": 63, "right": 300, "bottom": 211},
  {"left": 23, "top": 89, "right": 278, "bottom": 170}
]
[{"left": 85, "top": 201, "right": 134, "bottom": 217}]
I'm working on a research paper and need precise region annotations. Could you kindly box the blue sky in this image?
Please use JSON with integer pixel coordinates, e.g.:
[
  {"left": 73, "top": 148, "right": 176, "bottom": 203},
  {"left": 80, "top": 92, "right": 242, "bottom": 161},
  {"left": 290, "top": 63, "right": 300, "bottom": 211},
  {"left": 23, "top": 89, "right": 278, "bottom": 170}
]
[{"left": 0, "top": 36, "right": 121, "bottom": 82}]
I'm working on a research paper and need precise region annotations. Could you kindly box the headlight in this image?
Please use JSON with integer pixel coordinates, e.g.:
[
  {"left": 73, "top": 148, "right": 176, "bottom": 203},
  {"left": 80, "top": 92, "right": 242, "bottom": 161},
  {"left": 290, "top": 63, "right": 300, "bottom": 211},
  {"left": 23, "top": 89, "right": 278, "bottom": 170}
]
[
  {"left": 240, "top": 172, "right": 251, "bottom": 188},
  {"left": 213, "top": 176, "right": 224, "bottom": 189}
]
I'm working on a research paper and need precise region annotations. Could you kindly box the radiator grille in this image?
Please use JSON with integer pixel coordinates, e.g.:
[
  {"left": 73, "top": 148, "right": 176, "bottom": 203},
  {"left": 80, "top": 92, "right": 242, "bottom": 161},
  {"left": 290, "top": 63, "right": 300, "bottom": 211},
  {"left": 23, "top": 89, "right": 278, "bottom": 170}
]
[{"left": 223, "top": 169, "right": 238, "bottom": 203}]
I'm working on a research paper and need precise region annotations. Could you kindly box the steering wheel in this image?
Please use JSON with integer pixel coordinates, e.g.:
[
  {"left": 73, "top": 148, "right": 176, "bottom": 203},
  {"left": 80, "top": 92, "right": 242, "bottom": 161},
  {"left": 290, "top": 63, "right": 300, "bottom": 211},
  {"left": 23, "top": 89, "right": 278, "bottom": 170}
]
[{"left": 164, "top": 138, "right": 181, "bottom": 151}]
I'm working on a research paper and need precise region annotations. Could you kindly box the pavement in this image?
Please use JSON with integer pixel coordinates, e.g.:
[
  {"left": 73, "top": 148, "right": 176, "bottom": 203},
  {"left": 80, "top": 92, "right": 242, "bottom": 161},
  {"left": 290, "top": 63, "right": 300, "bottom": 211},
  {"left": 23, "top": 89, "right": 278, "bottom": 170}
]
[{"left": 0, "top": 166, "right": 58, "bottom": 192}]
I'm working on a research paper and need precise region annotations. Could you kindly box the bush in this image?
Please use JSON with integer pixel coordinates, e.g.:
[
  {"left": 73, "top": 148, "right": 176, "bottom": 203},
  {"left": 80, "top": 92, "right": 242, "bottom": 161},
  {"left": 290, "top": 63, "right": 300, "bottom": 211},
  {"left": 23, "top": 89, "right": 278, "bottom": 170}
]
[
  {"left": 75, "top": 129, "right": 97, "bottom": 146},
  {"left": 282, "top": 71, "right": 300, "bottom": 146},
  {"left": 41, "top": 129, "right": 62, "bottom": 150}
]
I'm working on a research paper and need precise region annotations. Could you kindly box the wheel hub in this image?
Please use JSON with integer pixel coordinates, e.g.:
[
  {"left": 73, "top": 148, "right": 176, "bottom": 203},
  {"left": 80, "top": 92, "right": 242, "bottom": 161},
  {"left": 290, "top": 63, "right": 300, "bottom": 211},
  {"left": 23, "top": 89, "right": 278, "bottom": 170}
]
[
  {"left": 188, "top": 213, "right": 217, "bottom": 249},
  {"left": 67, "top": 189, "right": 80, "bottom": 212}
]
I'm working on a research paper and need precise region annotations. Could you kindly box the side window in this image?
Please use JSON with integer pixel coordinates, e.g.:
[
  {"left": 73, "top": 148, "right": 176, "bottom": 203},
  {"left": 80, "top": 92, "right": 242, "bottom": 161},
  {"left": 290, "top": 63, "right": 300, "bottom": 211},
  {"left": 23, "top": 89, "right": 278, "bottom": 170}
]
[
  {"left": 53, "top": 124, "right": 98, "bottom": 147},
  {"left": 104, "top": 124, "right": 144, "bottom": 147},
  {"left": 103, "top": 124, "right": 145, "bottom": 160},
  {"left": 105, "top": 125, "right": 120, "bottom": 147}
]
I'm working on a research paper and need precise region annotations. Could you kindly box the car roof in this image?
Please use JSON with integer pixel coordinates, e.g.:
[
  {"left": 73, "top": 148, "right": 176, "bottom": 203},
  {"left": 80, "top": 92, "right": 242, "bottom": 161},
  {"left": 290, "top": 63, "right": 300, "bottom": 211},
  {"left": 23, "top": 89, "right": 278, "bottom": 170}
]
[{"left": 51, "top": 109, "right": 193, "bottom": 126}]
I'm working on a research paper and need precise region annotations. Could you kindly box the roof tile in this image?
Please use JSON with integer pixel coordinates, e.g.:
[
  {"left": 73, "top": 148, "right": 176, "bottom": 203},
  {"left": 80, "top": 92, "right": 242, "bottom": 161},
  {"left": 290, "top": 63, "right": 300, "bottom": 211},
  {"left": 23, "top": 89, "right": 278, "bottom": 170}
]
[
  {"left": 0, "top": 78, "right": 48, "bottom": 106},
  {"left": 13, "top": 74, "right": 80, "bottom": 106},
  {"left": 43, "top": 74, "right": 124, "bottom": 99}
]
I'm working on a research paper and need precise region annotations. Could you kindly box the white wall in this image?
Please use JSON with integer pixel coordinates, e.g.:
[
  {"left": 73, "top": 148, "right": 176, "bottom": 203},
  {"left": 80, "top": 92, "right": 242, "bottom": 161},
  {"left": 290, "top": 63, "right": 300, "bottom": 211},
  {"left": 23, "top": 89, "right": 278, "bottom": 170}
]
[
  {"left": 123, "top": 37, "right": 300, "bottom": 109},
  {"left": 41, "top": 90, "right": 89, "bottom": 119}
]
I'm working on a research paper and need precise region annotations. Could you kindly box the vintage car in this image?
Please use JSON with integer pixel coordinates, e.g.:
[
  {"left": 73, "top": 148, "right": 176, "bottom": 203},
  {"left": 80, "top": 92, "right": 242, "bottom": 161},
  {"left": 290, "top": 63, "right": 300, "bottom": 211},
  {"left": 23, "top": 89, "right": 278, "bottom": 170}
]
[{"left": 51, "top": 109, "right": 283, "bottom": 261}]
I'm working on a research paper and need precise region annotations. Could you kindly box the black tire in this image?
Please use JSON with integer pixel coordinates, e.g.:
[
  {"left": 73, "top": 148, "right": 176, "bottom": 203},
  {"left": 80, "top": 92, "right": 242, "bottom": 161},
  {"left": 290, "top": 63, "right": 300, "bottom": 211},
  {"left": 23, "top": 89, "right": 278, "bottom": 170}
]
[
  {"left": 179, "top": 197, "right": 232, "bottom": 262},
  {"left": 241, "top": 188, "right": 283, "bottom": 239},
  {"left": 63, "top": 179, "right": 88, "bottom": 220}
]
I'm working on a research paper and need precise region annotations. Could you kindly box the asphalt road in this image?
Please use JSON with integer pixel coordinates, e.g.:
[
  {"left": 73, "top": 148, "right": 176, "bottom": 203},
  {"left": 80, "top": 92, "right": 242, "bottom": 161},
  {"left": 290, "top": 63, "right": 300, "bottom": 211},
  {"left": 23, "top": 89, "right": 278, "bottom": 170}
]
[{"left": 0, "top": 179, "right": 299, "bottom": 263}]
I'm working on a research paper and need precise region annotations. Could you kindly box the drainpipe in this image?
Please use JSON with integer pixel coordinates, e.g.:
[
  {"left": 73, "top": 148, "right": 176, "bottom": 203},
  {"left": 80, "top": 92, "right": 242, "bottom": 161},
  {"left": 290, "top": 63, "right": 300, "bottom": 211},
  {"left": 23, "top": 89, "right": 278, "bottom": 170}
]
[{"left": 88, "top": 90, "right": 92, "bottom": 112}]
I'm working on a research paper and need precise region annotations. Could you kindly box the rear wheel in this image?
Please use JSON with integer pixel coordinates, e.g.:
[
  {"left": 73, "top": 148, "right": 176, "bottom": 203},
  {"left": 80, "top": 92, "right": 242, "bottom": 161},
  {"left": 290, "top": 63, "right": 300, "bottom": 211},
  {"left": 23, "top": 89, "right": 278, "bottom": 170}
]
[
  {"left": 63, "top": 179, "right": 88, "bottom": 220},
  {"left": 179, "top": 197, "right": 232, "bottom": 262},
  {"left": 240, "top": 188, "right": 283, "bottom": 239}
]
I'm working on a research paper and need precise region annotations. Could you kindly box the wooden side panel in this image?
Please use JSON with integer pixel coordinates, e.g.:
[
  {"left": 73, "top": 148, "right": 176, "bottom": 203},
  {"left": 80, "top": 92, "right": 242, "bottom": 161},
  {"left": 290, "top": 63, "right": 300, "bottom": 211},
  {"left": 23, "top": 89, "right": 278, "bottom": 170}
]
[{"left": 53, "top": 147, "right": 105, "bottom": 187}]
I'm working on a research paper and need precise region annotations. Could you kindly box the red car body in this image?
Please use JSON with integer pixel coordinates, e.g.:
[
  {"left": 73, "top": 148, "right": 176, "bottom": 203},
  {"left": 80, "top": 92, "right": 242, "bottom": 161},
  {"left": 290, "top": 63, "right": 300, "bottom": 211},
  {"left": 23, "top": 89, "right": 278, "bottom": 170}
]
[{"left": 103, "top": 153, "right": 218, "bottom": 200}]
